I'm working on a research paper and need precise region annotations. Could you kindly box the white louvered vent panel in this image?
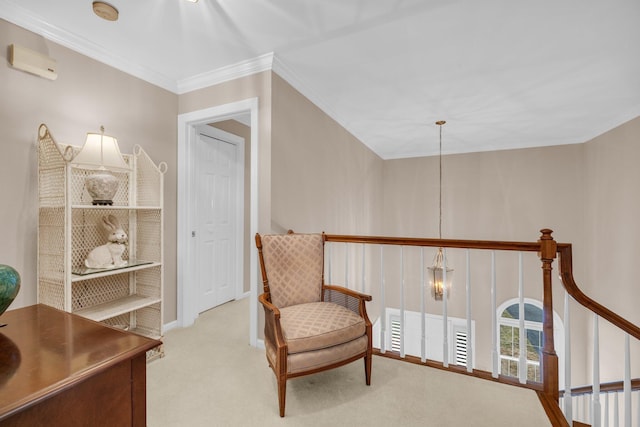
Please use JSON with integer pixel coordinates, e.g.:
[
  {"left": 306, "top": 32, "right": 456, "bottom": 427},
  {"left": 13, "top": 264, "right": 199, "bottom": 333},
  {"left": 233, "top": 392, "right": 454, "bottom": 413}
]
[
  {"left": 455, "top": 329, "right": 468, "bottom": 366},
  {"left": 390, "top": 316, "right": 401, "bottom": 353}
]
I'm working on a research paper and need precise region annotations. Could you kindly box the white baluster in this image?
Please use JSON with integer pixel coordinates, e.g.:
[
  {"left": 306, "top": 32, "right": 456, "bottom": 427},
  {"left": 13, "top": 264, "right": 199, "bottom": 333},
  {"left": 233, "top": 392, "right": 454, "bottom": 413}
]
[
  {"left": 605, "top": 392, "right": 609, "bottom": 427},
  {"left": 442, "top": 247, "right": 449, "bottom": 368},
  {"left": 421, "top": 247, "right": 426, "bottom": 363},
  {"left": 624, "top": 333, "right": 631, "bottom": 427},
  {"left": 345, "top": 242, "right": 349, "bottom": 287},
  {"left": 636, "top": 389, "right": 639, "bottom": 427},
  {"left": 564, "top": 291, "right": 573, "bottom": 424},
  {"left": 361, "top": 243, "right": 365, "bottom": 294},
  {"left": 518, "top": 252, "right": 526, "bottom": 384},
  {"left": 491, "top": 251, "right": 498, "bottom": 378},
  {"left": 593, "top": 314, "right": 601, "bottom": 427},
  {"left": 466, "top": 249, "right": 472, "bottom": 373},
  {"left": 400, "top": 246, "right": 405, "bottom": 359},
  {"left": 328, "top": 243, "right": 332, "bottom": 283},
  {"left": 614, "top": 392, "right": 619, "bottom": 427},
  {"left": 380, "top": 245, "right": 386, "bottom": 354},
  {"left": 578, "top": 394, "right": 583, "bottom": 423}
]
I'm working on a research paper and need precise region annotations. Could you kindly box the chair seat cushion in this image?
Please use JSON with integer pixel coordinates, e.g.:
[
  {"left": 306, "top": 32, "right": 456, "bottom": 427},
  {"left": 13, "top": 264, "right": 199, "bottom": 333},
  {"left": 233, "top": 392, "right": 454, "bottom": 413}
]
[{"left": 279, "top": 302, "right": 365, "bottom": 354}]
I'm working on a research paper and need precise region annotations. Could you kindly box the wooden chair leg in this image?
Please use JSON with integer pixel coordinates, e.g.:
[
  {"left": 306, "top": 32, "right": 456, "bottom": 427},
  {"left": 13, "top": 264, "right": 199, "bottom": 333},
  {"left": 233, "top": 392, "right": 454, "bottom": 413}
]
[
  {"left": 278, "top": 376, "right": 286, "bottom": 417},
  {"left": 365, "top": 352, "right": 372, "bottom": 385}
]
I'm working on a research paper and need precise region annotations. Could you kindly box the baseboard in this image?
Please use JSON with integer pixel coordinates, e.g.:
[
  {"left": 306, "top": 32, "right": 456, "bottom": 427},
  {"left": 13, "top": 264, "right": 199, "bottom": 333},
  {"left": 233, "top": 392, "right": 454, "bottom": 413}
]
[
  {"left": 163, "top": 293, "right": 250, "bottom": 334},
  {"left": 163, "top": 320, "right": 179, "bottom": 333}
]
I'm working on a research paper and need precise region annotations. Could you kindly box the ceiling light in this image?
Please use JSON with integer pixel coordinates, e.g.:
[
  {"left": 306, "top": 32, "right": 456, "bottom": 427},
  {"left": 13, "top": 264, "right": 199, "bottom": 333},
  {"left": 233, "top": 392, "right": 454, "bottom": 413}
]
[
  {"left": 92, "top": 2, "right": 119, "bottom": 21},
  {"left": 185, "top": 0, "right": 199, "bottom": 3}
]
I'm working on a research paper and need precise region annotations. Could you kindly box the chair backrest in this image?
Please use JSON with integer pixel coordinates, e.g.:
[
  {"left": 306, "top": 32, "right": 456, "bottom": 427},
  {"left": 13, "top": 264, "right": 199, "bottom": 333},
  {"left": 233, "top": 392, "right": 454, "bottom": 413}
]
[{"left": 258, "top": 233, "right": 324, "bottom": 308}]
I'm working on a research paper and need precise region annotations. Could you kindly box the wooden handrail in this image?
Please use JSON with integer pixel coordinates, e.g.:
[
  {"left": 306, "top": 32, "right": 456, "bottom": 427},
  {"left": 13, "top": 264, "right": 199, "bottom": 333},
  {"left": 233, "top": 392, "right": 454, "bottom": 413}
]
[
  {"left": 557, "top": 243, "right": 640, "bottom": 341},
  {"left": 326, "top": 233, "right": 640, "bottom": 341},
  {"left": 325, "top": 233, "right": 543, "bottom": 252},
  {"left": 560, "top": 378, "right": 640, "bottom": 397}
]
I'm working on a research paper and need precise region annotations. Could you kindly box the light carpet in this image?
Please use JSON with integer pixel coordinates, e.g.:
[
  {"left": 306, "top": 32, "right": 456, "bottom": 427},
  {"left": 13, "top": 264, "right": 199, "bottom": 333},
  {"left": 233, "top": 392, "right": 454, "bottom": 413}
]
[{"left": 147, "top": 297, "right": 550, "bottom": 426}]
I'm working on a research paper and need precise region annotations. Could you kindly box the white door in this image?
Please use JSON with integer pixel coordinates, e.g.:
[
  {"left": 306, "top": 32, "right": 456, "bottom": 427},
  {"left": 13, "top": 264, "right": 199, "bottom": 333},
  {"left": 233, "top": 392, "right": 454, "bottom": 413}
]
[{"left": 194, "top": 126, "right": 240, "bottom": 312}]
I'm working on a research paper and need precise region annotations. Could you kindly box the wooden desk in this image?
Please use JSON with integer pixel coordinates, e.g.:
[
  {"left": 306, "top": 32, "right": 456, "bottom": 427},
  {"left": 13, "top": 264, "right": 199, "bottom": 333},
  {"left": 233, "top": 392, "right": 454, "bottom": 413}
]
[{"left": 0, "top": 304, "right": 161, "bottom": 426}]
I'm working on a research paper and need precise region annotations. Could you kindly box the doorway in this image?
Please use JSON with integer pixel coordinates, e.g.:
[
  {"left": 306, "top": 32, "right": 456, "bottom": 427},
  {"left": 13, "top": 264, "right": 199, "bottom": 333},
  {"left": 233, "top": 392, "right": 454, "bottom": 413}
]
[
  {"left": 177, "top": 98, "right": 259, "bottom": 347},
  {"left": 194, "top": 125, "right": 243, "bottom": 312}
]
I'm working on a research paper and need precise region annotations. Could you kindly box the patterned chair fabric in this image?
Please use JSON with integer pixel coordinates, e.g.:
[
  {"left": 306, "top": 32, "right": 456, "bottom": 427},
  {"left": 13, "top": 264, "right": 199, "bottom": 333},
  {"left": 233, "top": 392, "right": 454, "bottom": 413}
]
[
  {"left": 256, "top": 232, "right": 373, "bottom": 417},
  {"left": 260, "top": 233, "right": 323, "bottom": 308},
  {"left": 280, "top": 301, "right": 366, "bottom": 354}
]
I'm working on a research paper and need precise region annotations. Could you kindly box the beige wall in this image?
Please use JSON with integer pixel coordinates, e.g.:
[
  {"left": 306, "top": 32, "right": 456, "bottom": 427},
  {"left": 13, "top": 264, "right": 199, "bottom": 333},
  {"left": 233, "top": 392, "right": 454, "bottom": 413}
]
[
  {"left": 0, "top": 19, "right": 178, "bottom": 321},
  {"left": 584, "top": 115, "right": 640, "bottom": 324},
  {"left": 270, "top": 73, "right": 384, "bottom": 235},
  {"left": 583, "top": 116, "right": 640, "bottom": 381}
]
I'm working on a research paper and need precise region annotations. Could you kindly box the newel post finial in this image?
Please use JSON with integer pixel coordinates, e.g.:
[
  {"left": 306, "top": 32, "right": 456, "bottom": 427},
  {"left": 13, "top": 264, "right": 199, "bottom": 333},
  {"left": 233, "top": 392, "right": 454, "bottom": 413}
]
[{"left": 539, "top": 228, "right": 557, "bottom": 261}]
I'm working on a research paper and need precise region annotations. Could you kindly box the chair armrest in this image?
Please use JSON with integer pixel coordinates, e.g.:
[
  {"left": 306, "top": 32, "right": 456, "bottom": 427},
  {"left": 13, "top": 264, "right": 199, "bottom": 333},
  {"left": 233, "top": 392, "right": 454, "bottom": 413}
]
[
  {"left": 258, "top": 293, "right": 286, "bottom": 350},
  {"left": 258, "top": 293, "right": 281, "bottom": 318},
  {"left": 323, "top": 284, "right": 372, "bottom": 302},
  {"left": 322, "top": 285, "right": 372, "bottom": 326}
]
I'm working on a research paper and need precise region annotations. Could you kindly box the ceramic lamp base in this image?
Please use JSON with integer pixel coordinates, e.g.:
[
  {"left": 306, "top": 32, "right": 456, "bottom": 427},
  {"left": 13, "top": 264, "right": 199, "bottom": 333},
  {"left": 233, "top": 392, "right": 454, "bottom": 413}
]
[{"left": 86, "top": 171, "right": 118, "bottom": 205}]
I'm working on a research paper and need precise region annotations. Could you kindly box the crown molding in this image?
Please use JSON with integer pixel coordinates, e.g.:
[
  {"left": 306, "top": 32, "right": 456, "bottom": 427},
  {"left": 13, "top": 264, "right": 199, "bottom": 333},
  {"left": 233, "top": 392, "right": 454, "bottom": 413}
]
[
  {"left": 176, "top": 52, "right": 274, "bottom": 94},
  {"left": 0, "top": 0, "right": 179, "bottom": 92},
  {"left": 0, "top": 0, "right": 350, "bottom": 129}
]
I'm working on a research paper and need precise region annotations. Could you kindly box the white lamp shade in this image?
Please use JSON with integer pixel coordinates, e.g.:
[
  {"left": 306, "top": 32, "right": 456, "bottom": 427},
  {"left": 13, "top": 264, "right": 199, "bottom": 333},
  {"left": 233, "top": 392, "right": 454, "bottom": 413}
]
[{"left": 72, "top": 132, "right": 130, "bottom": 171}]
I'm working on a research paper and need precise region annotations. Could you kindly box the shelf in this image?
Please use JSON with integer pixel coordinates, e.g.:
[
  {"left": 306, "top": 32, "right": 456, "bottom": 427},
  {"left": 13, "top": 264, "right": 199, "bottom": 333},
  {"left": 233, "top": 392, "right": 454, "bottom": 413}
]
[
  {"left": 38, "top": 126, "right": 164, "bottom": 360},
  {"left": 71, "top": 205, "right": 162, "bottom": 210},
  {"left": 129, "top": 327, "right": 162, "bottom": 340},
  {"left": 74, "top": 295, "right": 161, "bottom": 322},
  {"left": 71, "top": 261, "right": 160, "bottom": 281},
  {"left": 107, "top": 325, "right": 161, "bottom": 340}
]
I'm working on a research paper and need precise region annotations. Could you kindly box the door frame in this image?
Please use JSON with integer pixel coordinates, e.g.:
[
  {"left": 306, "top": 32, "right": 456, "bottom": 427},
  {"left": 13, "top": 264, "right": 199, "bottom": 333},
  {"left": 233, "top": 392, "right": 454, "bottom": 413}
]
[
  {"left": 177, "top": 98, "right": 259, "bottom": 347},
  {"left": 194, "top": 124, "right": 245, "bottom": 311}
]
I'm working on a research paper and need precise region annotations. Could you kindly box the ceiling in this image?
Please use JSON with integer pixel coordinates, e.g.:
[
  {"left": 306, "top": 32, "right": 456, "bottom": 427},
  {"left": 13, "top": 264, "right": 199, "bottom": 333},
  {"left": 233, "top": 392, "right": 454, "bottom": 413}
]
[{"left": 2, "top": 0, "right": 639, "bottom": 159}]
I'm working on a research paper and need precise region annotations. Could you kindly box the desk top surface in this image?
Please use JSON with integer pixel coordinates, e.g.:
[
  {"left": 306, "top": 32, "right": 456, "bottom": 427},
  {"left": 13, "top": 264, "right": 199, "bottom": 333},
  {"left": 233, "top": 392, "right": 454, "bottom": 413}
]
[{"left": 0, "top": 304, "right": 161, "bottom": 419}]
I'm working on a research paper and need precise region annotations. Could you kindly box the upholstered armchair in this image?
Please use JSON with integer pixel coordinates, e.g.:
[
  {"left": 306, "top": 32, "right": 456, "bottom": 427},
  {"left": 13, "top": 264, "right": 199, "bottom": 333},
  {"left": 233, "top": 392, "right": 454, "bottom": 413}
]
[{"left": 255, "top": 232, "right": 372, "bottom": 417}]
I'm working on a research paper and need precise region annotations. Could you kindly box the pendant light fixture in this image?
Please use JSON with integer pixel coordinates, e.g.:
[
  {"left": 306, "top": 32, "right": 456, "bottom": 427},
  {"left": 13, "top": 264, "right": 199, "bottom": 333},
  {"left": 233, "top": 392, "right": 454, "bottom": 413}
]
[{"left": 428, "top": 120, "right": 453, "bottom": 300}]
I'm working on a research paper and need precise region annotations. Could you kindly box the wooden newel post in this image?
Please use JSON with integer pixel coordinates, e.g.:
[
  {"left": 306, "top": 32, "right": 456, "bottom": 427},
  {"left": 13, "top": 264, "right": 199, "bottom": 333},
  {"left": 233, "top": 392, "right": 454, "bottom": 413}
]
[{"left": 539, "top": 229, "right": 559, "bottom": 402}]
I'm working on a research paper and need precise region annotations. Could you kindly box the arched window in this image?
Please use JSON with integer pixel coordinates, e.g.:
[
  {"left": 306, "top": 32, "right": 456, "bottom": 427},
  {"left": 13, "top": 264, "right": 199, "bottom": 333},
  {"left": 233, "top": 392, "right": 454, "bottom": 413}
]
[{"left": 497, "top": 299, "right": 564, "bottom": 384}]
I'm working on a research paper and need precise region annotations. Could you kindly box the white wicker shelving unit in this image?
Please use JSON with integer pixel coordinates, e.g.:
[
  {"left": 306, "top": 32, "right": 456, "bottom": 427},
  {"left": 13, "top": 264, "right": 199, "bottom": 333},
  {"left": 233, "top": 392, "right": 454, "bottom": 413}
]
[{"left": 37, "top": 124, "right": 166, "bottom": 360}]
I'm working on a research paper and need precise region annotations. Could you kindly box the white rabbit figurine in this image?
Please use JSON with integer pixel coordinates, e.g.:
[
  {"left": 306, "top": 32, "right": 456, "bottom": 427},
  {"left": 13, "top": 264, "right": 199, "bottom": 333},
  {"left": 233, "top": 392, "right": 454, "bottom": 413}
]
[{"left": 84, "top": 215, "right": 128, "bottom": 269}]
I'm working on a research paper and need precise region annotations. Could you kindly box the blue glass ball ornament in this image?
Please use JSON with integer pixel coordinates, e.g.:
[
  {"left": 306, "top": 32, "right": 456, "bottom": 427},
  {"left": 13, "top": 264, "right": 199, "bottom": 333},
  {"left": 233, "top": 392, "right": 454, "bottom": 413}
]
[{"left": 0, "top": 265, "right": 20, "bottom": 316}]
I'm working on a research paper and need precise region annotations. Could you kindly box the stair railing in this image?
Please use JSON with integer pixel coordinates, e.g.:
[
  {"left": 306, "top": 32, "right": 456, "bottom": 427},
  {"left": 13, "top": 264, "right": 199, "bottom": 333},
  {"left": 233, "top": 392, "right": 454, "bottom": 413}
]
[
  {"left": 321, "top": 229, "right": 639, "bottom": 427},
  {"left": 557, "top": 243, "right": 640, "bottom": 426}
]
